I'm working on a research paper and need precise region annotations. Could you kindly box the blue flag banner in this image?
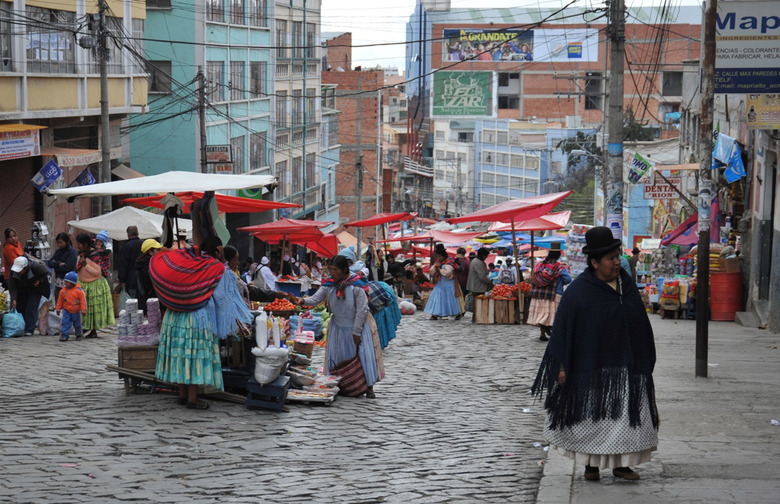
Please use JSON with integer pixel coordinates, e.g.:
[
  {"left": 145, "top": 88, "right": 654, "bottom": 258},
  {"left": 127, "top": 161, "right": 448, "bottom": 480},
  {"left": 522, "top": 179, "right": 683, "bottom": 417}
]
[
  {"left": 74, "top": 167, "right": 96, "bottom": 186},
  {"left": 30, "top": 159, "right": 63, "bottom": 192},
  {"left": 723, "top": 143, "right": 746, "bottom": 183}
]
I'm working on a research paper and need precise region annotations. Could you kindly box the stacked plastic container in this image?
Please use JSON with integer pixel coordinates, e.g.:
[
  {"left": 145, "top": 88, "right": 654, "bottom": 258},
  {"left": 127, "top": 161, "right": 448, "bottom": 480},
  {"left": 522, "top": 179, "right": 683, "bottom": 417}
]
[{"left": 116, "top": 298, "right": 162, "bottom": 346}]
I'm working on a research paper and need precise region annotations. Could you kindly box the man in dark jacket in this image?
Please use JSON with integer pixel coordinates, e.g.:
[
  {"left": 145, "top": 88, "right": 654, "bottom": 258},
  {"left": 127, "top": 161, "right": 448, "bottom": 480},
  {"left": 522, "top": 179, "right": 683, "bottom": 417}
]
[
  {"left": 8, "top": 256, "right": 51, "bottom": 335},
  {"left": 455, "top": 247, "right": 471, "bottom": 295},
  {"left": 119, "top": 226, "right": 143, "bottom": 298}
]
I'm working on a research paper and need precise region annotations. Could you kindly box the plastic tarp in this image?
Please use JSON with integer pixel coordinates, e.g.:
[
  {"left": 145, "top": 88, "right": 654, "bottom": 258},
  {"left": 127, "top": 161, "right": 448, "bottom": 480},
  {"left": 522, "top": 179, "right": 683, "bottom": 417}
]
[
  {"left": 48, "top": 171, "right": 276, "bottom": 198},
  {"left": 488, "top": 211, "right": 571, "bottom": 232},
  {"left": 238, "top": 218, "right": 334, "bottom": 234},
  {"left": 67, "top": 206, "right": 193, "bottom": 241},
  {"left": 122, "top": 191, "right": 300, "bottom": 213},
  {"left": 660, "top": 213, "right": 698, "bottom": 246},
  {"left": 430, "top": 229, "right": 484, "bottom": 244},
  {"left": 448, "top": 191, "right": 572, "bottom": 224},
  {"left": 345, "top": 212, "right": 417, "bottom": 227}
]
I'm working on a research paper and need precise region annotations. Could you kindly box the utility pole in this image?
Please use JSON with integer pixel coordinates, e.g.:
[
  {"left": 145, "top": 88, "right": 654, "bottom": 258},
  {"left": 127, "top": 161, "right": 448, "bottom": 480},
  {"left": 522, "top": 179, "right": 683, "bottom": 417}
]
[
  {"left": 696, "top": 0, "right": 717, "bottom": 378},
  {"left": 198, "top": 67, "right": 207, "bottom": 173},
  {"left": 606, "top": 0, "right": 625, "bottom": 239},
  {"left": 98, "top": 0, "right": 111, "bottom": 214},
  {"left": 355, "top": 153, "right": 364, "bottom": 250}
]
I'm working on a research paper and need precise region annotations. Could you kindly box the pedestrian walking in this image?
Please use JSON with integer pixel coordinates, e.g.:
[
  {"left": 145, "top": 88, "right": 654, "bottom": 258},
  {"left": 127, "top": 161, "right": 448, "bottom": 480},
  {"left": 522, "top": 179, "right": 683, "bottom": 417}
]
[
  {"left": 455, "top": 247, "right": 471, "bottom": 295},
  {"left": 527, "top": 242, "right": 571, "bottom": 341},
  {"left": 8, "top": 256, "right": 51, "bottom": 335},
  {"left": 75, "top": 233, "right": 115, "bottom": 339},
  {"left": 47, "top": 232, "right": 78, "bottom": 302},
  {"left": 531, "top": 226, "right": 658, "bottom": 482},
  {"left": 425, "top": 243, "right": 465, "bottom": 320},
  {"left": 56, "top": 271, "right": 86, "bottom": 342},
  {"left": 296, "top": 255, "right": 382, "bottom": 398}
]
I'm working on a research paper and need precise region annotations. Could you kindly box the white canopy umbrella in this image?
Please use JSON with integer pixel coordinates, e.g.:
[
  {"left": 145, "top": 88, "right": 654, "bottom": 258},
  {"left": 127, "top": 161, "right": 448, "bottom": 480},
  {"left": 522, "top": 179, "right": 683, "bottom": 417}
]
[
  {"left": 48, "top": 171, "right": 276, "bottom": 199},
  {"left": 67, "top": 206, "right": 193, "bottom": 241}
]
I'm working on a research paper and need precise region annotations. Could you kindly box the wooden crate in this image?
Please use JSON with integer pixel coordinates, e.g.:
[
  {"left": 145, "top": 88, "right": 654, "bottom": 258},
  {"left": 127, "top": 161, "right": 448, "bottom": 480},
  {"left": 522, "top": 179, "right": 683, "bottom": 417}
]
[
  {"left": 246, "top": 375, "right": 290, "bottom": 411},
  {"left": 474, "top": 296, "right": 494, "bottom": 324},
  {"left": 475, "top": 296, "right": 523, "bottom": 325},
  {"left": 494, "top": 299, "right": 516, "bottom": 324},
  {"left": 117, "top": 345, "right": 158, "bottom": 372}
]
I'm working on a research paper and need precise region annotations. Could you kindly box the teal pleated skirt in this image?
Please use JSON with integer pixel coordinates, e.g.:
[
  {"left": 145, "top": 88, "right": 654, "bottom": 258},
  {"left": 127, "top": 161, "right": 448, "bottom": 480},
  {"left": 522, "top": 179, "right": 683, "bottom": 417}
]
[{"left": 155, "top": 307, "right": 224, "bottom": 390}]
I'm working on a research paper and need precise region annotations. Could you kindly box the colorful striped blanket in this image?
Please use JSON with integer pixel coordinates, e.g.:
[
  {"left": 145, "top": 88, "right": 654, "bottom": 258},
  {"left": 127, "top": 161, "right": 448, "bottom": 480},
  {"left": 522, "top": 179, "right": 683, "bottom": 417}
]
[{"left": 149, "top": 246, "right": 225, "bottom": 311}]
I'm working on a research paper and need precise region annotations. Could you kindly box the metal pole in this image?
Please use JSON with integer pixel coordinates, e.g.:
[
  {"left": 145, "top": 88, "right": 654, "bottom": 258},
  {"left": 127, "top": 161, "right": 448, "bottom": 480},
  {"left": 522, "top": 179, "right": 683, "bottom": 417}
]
[
  {"left": 696, "top": 0, "right": 716, "bottom": 378},
  {"left": 99, "top": 0, "right": 111, "bottom": 214},
  {"left": 606, "top": 0, "right": 625, "bottom": 239},
  {"left": 510, "top": 218, "right": 521, "bottom": 284},
  {"left": 355, "top": 153, "right": 364, "bottom": 253},
  {"left": 198, "top": 67, "right": 207, "bottom": 173}
]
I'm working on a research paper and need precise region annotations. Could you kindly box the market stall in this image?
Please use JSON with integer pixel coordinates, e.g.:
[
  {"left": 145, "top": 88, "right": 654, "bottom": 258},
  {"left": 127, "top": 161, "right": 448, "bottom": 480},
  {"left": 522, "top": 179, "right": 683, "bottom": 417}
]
[{"left": 448, "top": 192, "right": 572, "bottom": 324}]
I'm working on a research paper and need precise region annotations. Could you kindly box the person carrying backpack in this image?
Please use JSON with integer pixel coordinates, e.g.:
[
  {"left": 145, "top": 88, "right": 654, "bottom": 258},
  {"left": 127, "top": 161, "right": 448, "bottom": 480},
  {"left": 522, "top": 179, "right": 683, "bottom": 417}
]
[
  {"left": 498, "top": 258, "right": 518, "bottom": 285},
  {"left": 527, "top": 243, "right": 571, "bottom": 341}
]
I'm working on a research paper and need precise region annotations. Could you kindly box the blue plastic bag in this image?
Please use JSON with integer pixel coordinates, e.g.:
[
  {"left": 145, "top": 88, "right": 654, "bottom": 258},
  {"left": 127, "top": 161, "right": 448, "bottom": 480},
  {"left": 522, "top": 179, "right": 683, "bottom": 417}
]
[{"left": 2, "top": 309, "right": 25, "bottom": 338}]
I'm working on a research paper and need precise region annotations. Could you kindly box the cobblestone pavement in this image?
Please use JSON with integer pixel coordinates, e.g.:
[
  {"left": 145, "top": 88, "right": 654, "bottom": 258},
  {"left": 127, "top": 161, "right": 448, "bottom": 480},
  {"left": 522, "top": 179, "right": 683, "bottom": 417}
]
[{"left": 0, "top": 312, "right": 549, "bottom": 503}]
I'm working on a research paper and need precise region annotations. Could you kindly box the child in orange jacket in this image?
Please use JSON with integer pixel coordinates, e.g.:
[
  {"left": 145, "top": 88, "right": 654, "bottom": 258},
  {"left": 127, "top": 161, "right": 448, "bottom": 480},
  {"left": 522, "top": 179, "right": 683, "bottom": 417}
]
[{"left": 56, "top": 271, "right": 87, "bottom": 342}]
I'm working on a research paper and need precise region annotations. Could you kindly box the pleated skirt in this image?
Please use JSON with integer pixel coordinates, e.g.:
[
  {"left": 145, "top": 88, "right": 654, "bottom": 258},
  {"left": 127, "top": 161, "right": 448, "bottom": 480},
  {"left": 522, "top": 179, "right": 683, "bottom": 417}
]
[{"left": 81, "top": 276, "right": 115, "bottom": 331}]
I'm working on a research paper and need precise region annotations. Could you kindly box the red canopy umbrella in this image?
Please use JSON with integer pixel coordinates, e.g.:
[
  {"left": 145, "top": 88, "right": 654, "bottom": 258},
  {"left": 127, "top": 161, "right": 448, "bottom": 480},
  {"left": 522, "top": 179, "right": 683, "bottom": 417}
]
[
  {"left": 122, "top": 191, "right": 300, "bottom": 213},
  {"left": 345, "top": 212, "right": 417, "bottom": 227},
  {"left": 488, "top": 211, "right": 571, "bottom": 232},
  {"left": 240, "top": 218, "right": 335, "bottom": 274},
  {"left": 293, "top": 233, "right": 339, "bottom": 258},
  {"left": 449, "top": 192, "right": 572, "bottom": 282}
]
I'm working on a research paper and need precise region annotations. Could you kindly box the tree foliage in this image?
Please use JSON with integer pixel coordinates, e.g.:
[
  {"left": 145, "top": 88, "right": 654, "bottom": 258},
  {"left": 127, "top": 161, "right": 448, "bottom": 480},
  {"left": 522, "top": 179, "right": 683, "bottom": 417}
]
[
  {"left": 555, "top": 131, "right": 602, "bottom": 193},
  {"left": 624, "top": 106, "right": 655, "bottom": 142}
]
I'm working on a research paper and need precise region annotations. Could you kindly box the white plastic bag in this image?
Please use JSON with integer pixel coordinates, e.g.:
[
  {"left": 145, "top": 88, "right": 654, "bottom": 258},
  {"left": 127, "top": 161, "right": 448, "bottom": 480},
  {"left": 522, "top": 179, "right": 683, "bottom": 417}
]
[{"left": 251, "top": 346, "right": 289, "bottom": 385}]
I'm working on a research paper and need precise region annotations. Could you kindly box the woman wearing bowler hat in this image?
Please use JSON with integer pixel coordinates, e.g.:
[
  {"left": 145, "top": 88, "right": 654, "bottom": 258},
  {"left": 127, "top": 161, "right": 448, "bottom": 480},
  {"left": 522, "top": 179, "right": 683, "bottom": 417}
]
[{"left": 531, "top": 226, "right": 658, "bottom": 482}]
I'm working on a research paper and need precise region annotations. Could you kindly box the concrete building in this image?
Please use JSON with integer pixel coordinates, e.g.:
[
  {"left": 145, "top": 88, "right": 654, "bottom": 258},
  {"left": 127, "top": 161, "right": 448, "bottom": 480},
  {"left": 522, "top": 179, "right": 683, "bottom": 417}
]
[
  {"left": 318, "top": 83, "right": 340, "bottom": 225},
  {"left": 0, "top": 0, "right": 147, "bottom": 240}
]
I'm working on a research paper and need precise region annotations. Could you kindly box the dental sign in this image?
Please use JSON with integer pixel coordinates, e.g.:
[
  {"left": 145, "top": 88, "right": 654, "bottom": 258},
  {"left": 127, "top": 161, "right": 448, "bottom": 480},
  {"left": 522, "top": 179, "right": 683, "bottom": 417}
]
[{"left": 715, "top": 1, "right": 780, "bottom": 93}]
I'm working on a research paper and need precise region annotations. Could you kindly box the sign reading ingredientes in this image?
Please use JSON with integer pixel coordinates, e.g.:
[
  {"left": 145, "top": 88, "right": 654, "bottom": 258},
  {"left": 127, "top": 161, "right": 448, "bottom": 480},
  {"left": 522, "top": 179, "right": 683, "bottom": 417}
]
[{"left": 715, "top": 1, "right": 780, "bottom": 94}]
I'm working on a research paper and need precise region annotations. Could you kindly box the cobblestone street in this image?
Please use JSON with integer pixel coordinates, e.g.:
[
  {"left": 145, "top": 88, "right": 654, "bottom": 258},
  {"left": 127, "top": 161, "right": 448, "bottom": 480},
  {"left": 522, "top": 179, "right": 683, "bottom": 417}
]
[{"left": 0, "top": 313, "right": 549, "bottom": 503}]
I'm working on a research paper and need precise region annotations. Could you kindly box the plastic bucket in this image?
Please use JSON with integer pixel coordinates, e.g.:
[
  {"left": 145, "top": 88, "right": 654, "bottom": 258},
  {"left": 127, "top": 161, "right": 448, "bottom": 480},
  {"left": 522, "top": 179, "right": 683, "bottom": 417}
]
[{"left": 709, "top": 272, "right": 742, "bottom": 321}]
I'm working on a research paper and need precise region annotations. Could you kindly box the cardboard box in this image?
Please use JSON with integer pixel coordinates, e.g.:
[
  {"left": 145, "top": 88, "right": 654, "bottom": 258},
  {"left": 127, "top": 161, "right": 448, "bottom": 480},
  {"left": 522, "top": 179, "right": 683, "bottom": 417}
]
[
  {"left": 722, "top": 257, "right": 740, "bottom": 273},
  {"left": 421, "top": 290, "right": 431, "bottom": 309}
]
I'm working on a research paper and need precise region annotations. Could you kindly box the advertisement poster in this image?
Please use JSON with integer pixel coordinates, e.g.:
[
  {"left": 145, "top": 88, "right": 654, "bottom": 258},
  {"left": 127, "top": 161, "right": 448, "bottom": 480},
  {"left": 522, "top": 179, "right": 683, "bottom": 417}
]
[
  {"left": 627, "top": 152, "right": 654, "bottom": 183},
  {"left": 31, "top": 159, "right": 63, "bottom": 192},
  {"left": 432, "top": 72, "right": 492, "bottom": 116},
  {"left": 715, "top": 1, "right": 780, "bottom": 93},
  {"left": 0, "top": 128, "right": 41, "bottom": 161},
  {"left": 746, "top": 94, "right": 780, "bottom": 129},
  {"left": 441, "top": 28, "right": 598, "bottom": 63}
]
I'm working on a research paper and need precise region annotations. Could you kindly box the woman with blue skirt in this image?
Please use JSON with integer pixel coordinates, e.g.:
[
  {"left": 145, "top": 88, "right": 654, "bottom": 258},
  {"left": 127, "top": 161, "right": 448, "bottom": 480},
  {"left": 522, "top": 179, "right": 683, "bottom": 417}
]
[{"left": 425, "top": 243, "right": 464, "bottom": 320}]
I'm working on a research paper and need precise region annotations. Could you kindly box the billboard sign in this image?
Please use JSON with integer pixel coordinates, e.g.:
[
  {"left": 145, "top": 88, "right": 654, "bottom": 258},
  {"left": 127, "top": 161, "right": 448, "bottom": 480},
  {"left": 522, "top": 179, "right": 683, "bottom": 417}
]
[
  {"left": 432, "top": 71, "right": 492, "bottom": 116},
  {"left": 0, "top": 128, "right": 41, "bottom": 161},
  {"left": 715, "top": 1, "right": 780, "bottom": 93},
  {"left": 441, "top": 28, "right": 599, "bottom": 63},
  {"left": 746, "top": 94, "right": 780, "bottom": 129},
  {"left": 206, "top": 145, "right": 231, "bottom": 163}
]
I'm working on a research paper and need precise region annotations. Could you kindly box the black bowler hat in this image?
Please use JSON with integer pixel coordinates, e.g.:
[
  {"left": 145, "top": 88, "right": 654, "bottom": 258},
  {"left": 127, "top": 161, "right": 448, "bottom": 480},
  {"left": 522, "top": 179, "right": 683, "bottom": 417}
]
[{"left": 582, "top": 226, "right": 622, "bottom": 255}]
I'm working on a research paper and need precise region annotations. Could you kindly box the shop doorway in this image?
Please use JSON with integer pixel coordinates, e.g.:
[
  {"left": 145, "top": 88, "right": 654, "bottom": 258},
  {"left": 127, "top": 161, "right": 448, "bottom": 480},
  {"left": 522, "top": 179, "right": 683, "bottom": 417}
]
[{"left": 758, "top": 149, "right": 776, "bottom": 300}]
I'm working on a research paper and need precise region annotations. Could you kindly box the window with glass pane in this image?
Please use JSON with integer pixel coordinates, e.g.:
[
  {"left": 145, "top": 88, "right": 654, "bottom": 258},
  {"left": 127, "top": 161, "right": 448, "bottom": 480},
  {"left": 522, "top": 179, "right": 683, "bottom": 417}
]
[
  {"left": 495, "top": 174, "right": 509, "bottom": 187},
  {"left": 275, "top": 161, "right": 288, "bottom": 198},
  {"left": 496, "top": 152, "right": 509, "bottom": 165},
  {"left": 207, "top": 61, "right": 223, "bottom": 102},
  {"left": 230, "top": 0, "right": 244, "bottom": 24},
  {"left": 231, "top": 136, "right": 244, "bottom": 173},
  {"left": 26, "top": 7, "right": 76, "bottom": 73},
  {"left": 306, "top": 153, "right": 317, "bottom": 188},
  {"left": 497, "top": 131, "right": 508, "bottom": 144},
  {"left": 292, "top": 89, "right": 302, "bottom": 125},
  {"left": 230, "top": 61, "right": 244, "bottom": 100},
  {"left": 276, "top": 20, "right": 287, "bottom": 58},
  {"left": 292, "top": 157, "right": 302, "bottom": 193},
  {"left": 292, "top": 22, "right": 302, "bottom": 58},
  {"left": 250, "top": 132, "right": 267, "bottom": 169},
  {"left": 250, "top": 61, "right": 266, "bottom": 97},
  {"left": 147, "top": 60, "right": 172, "bottom": 93},
  {"left": 306, "top": 23, "right": 316, "bottom": 58},
  {"left": 86, "top": 16, "right": 123, "bottom": 74},
  {"left": 249, "top": 0, "right": 266, "bottom": 26},
  {"left": 276, "top": 91, "right": 287, "bottom": 127},
  {"left": 510, "top": 154, "right": 523, "bottom": 167},
  {"left": 1, "top": 14, "right": 12, "bottom": 71},
  {"left": 306, "top": 88, "right": 316, "bottom": 121},
  {"left": 207, "top": 0, "right": 224, "bottom": 22}
]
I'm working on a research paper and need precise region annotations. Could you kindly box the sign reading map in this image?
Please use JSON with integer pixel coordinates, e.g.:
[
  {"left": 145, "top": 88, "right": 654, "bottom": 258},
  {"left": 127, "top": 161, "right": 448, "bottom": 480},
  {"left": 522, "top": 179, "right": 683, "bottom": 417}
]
[{"left": 432, "top": 72, "right": 492, "bottom": 116}]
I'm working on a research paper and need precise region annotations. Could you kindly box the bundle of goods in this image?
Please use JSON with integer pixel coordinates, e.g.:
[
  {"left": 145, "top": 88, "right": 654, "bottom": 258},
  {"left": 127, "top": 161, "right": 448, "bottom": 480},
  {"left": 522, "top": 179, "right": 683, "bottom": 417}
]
[
  {"left": 263, "top": 298, "right": 299, "bottom": 317},
  {"left": 311, "top": 305, "right": 331, "bottom": 340},
  {"left": 489, "top": 284, "right": 517, "bottom": 300},
  {"left": 399, "top": 301, "right": 417, "bottom": 315},
  {"left": 289, "top": 310, "right": 323, "bottom": 340},
  {"left": 116, "top": 298, "right": 161, "bottom": 346},
  {"left": 660, "top": 280, "right": 681, "bottom": 308},
  {"left": 292, "top": 324, "right": 315, "bottom": 358},
  {"left": 566, "top": 224, "right": 591, "bottom": 277},
  {"left": 0, "top": 285, "right": 8, "bottom": 312},
  {"left": 251, "top": 311, "right": 290, "bottom": 385},
  {"left": 287, "top": 369, "right": 341, "bottom": 402}
]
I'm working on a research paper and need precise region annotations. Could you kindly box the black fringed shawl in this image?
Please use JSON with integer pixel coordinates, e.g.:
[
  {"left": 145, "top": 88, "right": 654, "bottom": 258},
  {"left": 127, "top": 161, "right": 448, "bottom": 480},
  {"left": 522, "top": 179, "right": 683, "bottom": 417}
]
[{"left": 531, "top": 268, "right": 659, "bottom": 430}]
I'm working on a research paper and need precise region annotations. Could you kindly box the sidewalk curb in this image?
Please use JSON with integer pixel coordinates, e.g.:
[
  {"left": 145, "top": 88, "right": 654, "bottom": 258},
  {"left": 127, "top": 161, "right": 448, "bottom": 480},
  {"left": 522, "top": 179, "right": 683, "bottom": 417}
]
[{"left": 536, "top": 448, "right": 575, "bottom": 504}]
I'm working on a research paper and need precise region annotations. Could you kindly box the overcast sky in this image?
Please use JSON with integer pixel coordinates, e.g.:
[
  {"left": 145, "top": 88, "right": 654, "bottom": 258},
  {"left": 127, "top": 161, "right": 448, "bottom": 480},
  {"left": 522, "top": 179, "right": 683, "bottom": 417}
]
[{"left": 320, "top": 0, "right": 702, "bottom": 71}]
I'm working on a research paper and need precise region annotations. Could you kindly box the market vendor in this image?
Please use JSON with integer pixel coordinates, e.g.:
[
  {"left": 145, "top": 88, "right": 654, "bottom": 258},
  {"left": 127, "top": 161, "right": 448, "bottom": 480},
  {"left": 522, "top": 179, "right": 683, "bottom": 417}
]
[
  {"left": 8, "top": 256, "right": 51, "bottom": 335},
  {"left": 151, "top": 236, "right": 253, "bottom": 410}
]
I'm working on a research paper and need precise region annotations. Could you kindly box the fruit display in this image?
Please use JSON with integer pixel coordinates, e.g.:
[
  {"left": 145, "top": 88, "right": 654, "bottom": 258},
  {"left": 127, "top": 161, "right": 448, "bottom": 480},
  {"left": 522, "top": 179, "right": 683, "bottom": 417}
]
[
  {"left": 489, "top": 284, "right": 516, "bottom": 300},
  {"left": 263, "top": 298, "right": 298, "bottom": 312},
  {"left": 519, "top": 282, "right": 532, "bottom": 293},
  {"left": 420, "top": 282, "right": 434, "bottom": 288}
]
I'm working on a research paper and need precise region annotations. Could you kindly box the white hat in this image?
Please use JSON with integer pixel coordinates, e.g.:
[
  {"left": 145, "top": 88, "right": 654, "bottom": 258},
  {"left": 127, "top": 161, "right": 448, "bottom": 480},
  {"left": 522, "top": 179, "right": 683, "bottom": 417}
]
[
  {"left": 11, "top": 256, "right": 28, "bottom": 273},
  {"left": 283, "top": 254, "right": 290, "bottom": 261},
  {"left": 261, "top": 256, "right": 270, "bottom": 265}
]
